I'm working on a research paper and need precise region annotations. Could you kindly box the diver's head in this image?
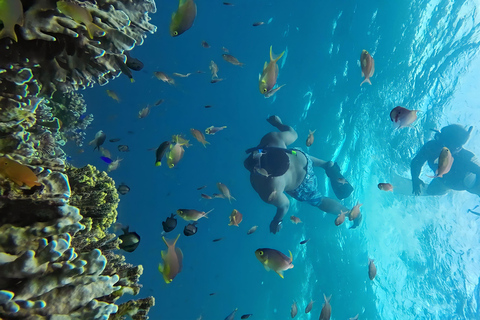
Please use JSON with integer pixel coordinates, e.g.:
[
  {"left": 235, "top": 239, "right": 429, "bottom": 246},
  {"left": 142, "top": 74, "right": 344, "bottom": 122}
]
[
  {"left": 259, "top": 148, "right": 290, "bottom": 177},
  {"left": 435, "top": 124, "right": 473, "bottom": 153}
]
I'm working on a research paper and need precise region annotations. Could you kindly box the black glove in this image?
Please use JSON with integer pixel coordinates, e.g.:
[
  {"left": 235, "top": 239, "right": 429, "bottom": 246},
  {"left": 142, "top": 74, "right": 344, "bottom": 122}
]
[
  {"left": 325, "top": 162, "right": 354, "bottom": 200},
  {"left": 412, "top": 178, "right": 425, "bottom": 196}
]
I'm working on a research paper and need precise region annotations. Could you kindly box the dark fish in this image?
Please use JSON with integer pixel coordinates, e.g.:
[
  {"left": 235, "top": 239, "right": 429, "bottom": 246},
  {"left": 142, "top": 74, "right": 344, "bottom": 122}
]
[
  {"left": 241, "top": 315, "right": 252, "bottom": 319},
  {"left": 211, "top": 78, "right": 225, "bottom": 83},
  {"left": 349, "top": 213, "right": 363, "bottom": 229},
  {"left": 115, "top": 56, "right": 135, "bottom": 83},
  {"left": 170, "top": 0, "right": 197, "bottom": 37},
  {"left": 223, "top": 2, "right": 234, "bottom": 5},
  {"left": 154, "top": 99, "right": 165, "bottom": 106},
  {"left": 319, "top": 294, "right": 332, "bottom": 320},
  {"left": 305, "top": 300, "right": 314, "bottom": 313},
  {"left": 368, "top": 258, "right": 377, "bottom": 280},
  {"left": 299, "top": 239, "right": 310, "bottom": 245},
  {"left": 117, "top": 183, "right": 130, "bottom": 195},
  {"left": 201, "top": 40, "right": 210, "bottom": 48},
  {"left": 89, "top": 130, "right": 106, "bottom": 151},
  {"left": 201, "top": 194, "right": 213, "bottom": 199},
  {"left": 360, "top": 49, "right": 375, "bottom": 86},
  {"left": 252, "top": 21, "right": 264, "bottom": 26},
  {"left": 119, "top": 226, "right": 140, "bottom": 252},
  {"left": 247, "top": 225, "right": 258, "bottom": 235},
  {"left": 209, "top": 293, "right": 216, "bottom": 296},
  {"left": 109, "top": 138, "right": 121, "bottom": 142},
  {"left": 197, "top": 185, "right": 207, "bottom": 190},
  {"left": 184, "top": 222, "right": 198, "bottom": 236},
  {"left": 155, "top": 141, "right": 171, "bottom": 166},
  {"left": 204, "top": 105, "right": 213, "bottom": 108},
  {"left": 224, "top": 309, "right": 238, "bottom": 320},
  {"left": 118, "top": 145, "right": 130, "bottom": 152},
  {"left": 162, "top": 213, "right": 177, "bottom": 233},
  {"left": 125, "top": 52, "right": 144, "bottom": 71},
  {"left": 212, "top": 238, "right": 223, "bottom": 242},
  {"left": 291, "top": 301, "right": 298, "bottom": 318}
]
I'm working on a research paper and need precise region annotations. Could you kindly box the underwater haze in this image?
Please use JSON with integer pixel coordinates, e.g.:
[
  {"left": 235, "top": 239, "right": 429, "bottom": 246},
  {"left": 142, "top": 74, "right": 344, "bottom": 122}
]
[{"left": 69, "top": 0, "right": 480, "bottom": 319}]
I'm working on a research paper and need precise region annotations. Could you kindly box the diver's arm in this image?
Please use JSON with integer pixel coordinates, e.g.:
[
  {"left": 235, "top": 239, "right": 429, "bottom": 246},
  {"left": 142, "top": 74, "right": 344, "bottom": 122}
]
[
  {"left": 411, "top": 142, "right": 431, "bottom": 195},
  {"left": 268, "top": 192, "right": 290, "bottom": 234}
]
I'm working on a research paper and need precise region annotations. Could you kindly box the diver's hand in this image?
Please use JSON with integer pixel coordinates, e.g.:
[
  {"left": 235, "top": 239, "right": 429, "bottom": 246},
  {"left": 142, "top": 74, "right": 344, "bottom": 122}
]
[
  {"left": 412, "top": 178, "right": 425, "bottom": 196},
  {"left": 269, "top": 218, "right": 283, "bottom": 234},
  {"left": 267, "top": 115, "right": 282, "bottom": 127}
]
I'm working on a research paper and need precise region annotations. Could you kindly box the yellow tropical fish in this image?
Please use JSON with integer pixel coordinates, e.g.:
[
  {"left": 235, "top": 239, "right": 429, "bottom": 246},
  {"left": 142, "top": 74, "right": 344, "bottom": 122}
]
[
  {"left": 360, "top": 50, "right": 375, "bottom": 86},
  {"left": 167, "top": 143, "right": 185, "bottom": 168},
  {"left": 56, "top": 1, "right": 106, "bottom": 39},
  {"left": 255, "top": 248, "right": 293, "bottom": 278},
  {"left": 259, "top": 46, "right": 285, "bottom": 94},
  {"left": 170, "top": 0, "right": 197, "bottom": 37},
  {"left": 0, "top": 157, "right": 41, "bottom": 188},
  {"left": 0, "top": 0, "right": 23, "bottom": 42},
  {"left": 158, "top": 234, "right": 183, "bottom": 284},
  {"left": 428, "top": 147, "right": 454, "bottom": 178}
]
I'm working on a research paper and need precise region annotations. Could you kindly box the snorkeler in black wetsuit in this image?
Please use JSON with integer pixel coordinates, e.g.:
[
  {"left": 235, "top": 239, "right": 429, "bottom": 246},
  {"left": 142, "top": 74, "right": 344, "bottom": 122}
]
[{"left": 411, "top": 124, "right": 480, "bottom": 196}]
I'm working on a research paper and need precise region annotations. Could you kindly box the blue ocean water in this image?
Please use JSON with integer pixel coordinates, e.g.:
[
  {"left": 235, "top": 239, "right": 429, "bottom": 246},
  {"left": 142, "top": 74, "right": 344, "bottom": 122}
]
[{"left": 67, "top": 0, "right": 480, "bottom": 319}]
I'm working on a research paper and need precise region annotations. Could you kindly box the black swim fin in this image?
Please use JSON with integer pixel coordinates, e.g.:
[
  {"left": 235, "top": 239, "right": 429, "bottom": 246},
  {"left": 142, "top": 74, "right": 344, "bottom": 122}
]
[{"left": 325, "top": 162, "right": 354, "bottom": 200}]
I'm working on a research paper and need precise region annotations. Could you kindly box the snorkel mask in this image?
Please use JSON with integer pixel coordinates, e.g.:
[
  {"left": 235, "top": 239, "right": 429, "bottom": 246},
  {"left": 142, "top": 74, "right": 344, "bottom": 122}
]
[
  {"left": 433, "top": 124, "right": 473, "bottom": 153},
  {"left": 246, "top": 147, "right": 296, "bottom": 177}
]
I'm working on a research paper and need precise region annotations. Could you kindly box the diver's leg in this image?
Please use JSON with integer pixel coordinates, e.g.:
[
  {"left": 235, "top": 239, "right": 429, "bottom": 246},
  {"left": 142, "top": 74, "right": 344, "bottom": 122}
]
[
  {"left": 426, "top": 179, "right": 449, "bottom": 195},
  {"left": 309, "top": 156, "right": 328, "bottom": 168},
  {"left": 318, "top": 197, "right": 349, "bottom": 215},
  {"left": 265, "top": 115, "right": 298, "bottom": 145}
]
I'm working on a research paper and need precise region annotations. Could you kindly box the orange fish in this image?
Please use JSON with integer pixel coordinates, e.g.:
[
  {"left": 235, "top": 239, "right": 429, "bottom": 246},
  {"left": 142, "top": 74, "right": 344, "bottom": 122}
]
[
  {"left": 349, "top": 202, "right": 363, "bottom": 221},
  {"left": 378, "top": 183, "right": 393, "bottom": 191},
  {"left": 190, "top": 128, "right": 209, "bottom": 147},
  {"left": 360, "top": 49, "right": 375, "bottom": 86},
  {"left": 158, "top": 234, "right": 183, "bottom": 284},
  {"left": 390, "top": 106, "right": 418, "bottom": 129},
  {"left": 428, "top": 147, "right": 454, "bottom": 178},
  {"left": 228, "top": 209, "right": 243, "bottom": 226},
  {"left": 334, "top": 210, "right": 347, "bottom": 226},
  {"left": 290, "top": 215, "right": 302, "bottom": 224},
  {"left": 0, "top": 157, "right": 41, "bottom": 188}
]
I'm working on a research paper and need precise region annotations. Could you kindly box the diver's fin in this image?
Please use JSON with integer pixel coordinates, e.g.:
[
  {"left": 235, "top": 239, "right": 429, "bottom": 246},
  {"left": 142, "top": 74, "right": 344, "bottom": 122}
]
[{"left": 325, "top": 162, "right": 354, "bottom": 200}]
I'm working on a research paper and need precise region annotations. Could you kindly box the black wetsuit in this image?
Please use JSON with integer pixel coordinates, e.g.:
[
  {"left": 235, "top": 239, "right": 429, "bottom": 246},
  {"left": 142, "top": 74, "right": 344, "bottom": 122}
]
[{"left": 411, "top": 140, "right": 480, "bottom": 195}]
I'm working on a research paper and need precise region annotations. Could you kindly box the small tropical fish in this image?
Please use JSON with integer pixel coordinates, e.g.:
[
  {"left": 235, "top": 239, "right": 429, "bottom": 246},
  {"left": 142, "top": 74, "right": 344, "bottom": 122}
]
[
  {"left": 224, "top": 309, "right": 238, "bottom": 320},
  {"left": 337, "top": 178, "right": 348, "bottom": 184},
  {"left": 154, "top": 99, "right": 165, "bottom": 106},
  {"left": 109, "top": 138, "right": 121, "bottom": 143},
  {"left": 253, "top": 21, "right": 265, "bottom": 27},
  {"left": 428, "top": 147, "right": 454, "bottom": 178},
  {"left": 155, "top": 141, "right": 171, "bottom": 166},
  {"left": 335, "top": 210, "right": 347, "bottom": 226},
  {"left": 117, "top": 183, "right": 130, "bottom": 195},
  {"left": 228, "top": 209, "right": 243, "bottom": 226},
  {"left": 138, "top": 105, "right": 152, "bottom": 119},
  {"left": 200, "top": 193, "right": 212, "bottom": 200},
  {"left": 209, "top": 293, "right": 216, "bottom": 296},
  {"left": 210, "top": 78, "right": 225, "bottom": 83},
  {"left": 209, "top": 60, "right": 219, "bottom": 79},
  {"left": 205, "top": 126, "right": 227, "bottom": 135},
  {"left": 290, "top": 215, "right": 302, "bottom": 224},
  {"left": 100, "top": 156, "right": 112, "bottom": 164},
  {"left": 390, "top": 106, "right": 418, "bottom": 129},
  {"left": 197, "top": 185, "right": 207, "bottom": 190},
  {"left": 349, "top": 213, "right": 363, "bottom": 229},
  {"left": 255, "top": 248, "right": 294, "bottom": 278},
  {"left": 158, "top": 234, "right": 183, "bottom": 283},
  {"left": 240, "top": 315, "right": 253, "bottom": 319},
  {"left": 222, "top": 46, "right": 229, "bottom": 52},
  {"left": 170, "top": 0, "right": 197, "bottom": 37},
  {"left": 125, "top": 52, "right": 144, "bottom": 71},
  {"left": 118, "top": 145, "right": 130, "bottom": 152},
  {"left": 116, "top": 57, "right": 135, "bottom": 83},
  {"left": 0, "top": 0, "right": 23, "bottom": 42},
  {"left": 107, "top": 158, "right": 122, "bottom": 172},
  {"left": 201, "top": 40, "right": 210, "bottom": 48},
  {"left": 378, "top": 183, "right": 393, "bottom": 191},
  {"left": 349, "top": 202, "right": 363, "bottom": 221},
  {"left": 204, "top": 105, "right": 213, "bottom": 108},
  {"left": 368, "top": 258, "right": 377, "bottom": 280},
  {"left": 172, "top": 72, "right": 192, "bottom": 78},
  {"left": 99, "top": 146, "right": 112, "bottom": 159},
  {"left": 360, "top": 49, "right": 375, "bottom": 86},
  {"left": 191, "top": 128, "right": 210, "bottom": 147},
  {"left": 306, "top": 129, "right": 316, "bottom": 147},
  {"left": 119, "top": 226, "right": 140, "bottom": 252},
  {"left": 217, "top": 182, "right": 236, "bottom": 202},
  {"left": 162, "top": 213, "right": 177, "bottom": 232},
  {"left": 247, "top": 225, "right": 258, "bottom": 235},
  {"left": 89, "top": 130, "right": 106, "bottom": 151},
  {"left": 264, "top": 84, "right": 286, "bottom": 98},
  {"left": 212, "top": 193, "right": 226, "bottom": 199},
  {"left": 0, "top": 157, "right": 41, "bottom": 188},
  {"left": 299, "top": 239, "right": 310, "bottom": 245},
  {"left": 167, "top": 143, "right": 185, "bottom": 168},
  {"left": 56, "top": 1, "right": 106, "bottom": 39},
  {"left": 106, "top": 90, "right": 120, "bottom": 102},
  {"left": 255, "top": 167, "right": 270, "bottom": 178},
  {"left": 305, "top": 300, "right": 314, "bottom": 313},
  {"left": 154, "top": 71, "right": 175, "bottom": 85},
  {"left": 349, "top": 315, "right": 359, "bottom": 320},
  {"left": 176, "top": 208, "right": 213, "bottom": 221},
  {"left": 319, "top": 294, "right": 332, "bottom": 320},
  {"left": 172, "top": 135, "right": 192, "bottom": 147},
  {"left": 183, "top": 222, "right": 198, "bottom": 236},
  {"left": 223, "top": 2, "right": 234, "bottom": 5},
  {"left": 291, "top": 300, "right": 298, "bottom": 318},
  {"left": 259, "top": 45, "right": 285, "bottom": 94},
  {"left": 222, "top": 54, "right": 245, "bottom": 67},
  {"left": 212, "top": 237, "right": 224, "bottom": 242}
]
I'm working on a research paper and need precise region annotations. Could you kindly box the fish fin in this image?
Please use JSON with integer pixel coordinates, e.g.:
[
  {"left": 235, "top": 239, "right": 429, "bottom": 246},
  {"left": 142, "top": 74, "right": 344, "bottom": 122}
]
[
  {"left": 288, "top": 250, "right": 293, "bottom": 263},
  {"left": 86, "top": 22, "right": 106, "bottom": 39},
  {"left": 270, "top": 46, "right": 285, "bottom": 62},
  {"left": 275, "top": 270, "right": 284, "bottom": 278},
  {"left": 263, "top": 263, "right": 270, "bottom": 271},
  {"left": 176, "top": 248, "right": 183, "bottom": 272},
  {"left": 360, "top": 78, "right": 372, "bottom": 86},
  {"left": 130, "top": 78, "right": 135, "bottom": 83},
  {"left": 161, "top": 250, "right": 166, "bottom": 260},
  {"left": 324, "top": 294, "right": 332, "bottom": 302},
  {"left": 426, "top": 174, "right": 436, "bottom": 179},
  {"left": 263, "top": 61, "right": 268, "bottom": 71},
  {"left": 158, "top": 263, "right": 164, "bottom": 273},
  {"left": 172, "top": 233, "right": 181, "bottom": 247},
  {"left": 204, "top": 208, "right": 214, "bottom": 218},
  {"left": 10, "top": 177, "right": 24, "bottom": 187},
  {"left": 361, "top": 71, "right": 364, "bottom": 77},
  {"left": 0, "top": 27, "right": 18, "bottom": 42}
]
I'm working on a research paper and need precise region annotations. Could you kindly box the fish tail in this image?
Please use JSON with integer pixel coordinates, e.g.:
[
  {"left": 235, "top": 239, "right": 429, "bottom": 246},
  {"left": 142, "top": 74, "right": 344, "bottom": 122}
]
[
  {"left": 155, "top": 161, "right": 161, "bottom": 166},
  {"left": 270, "top": 45, "right": 285, "bottom": 62},
  {"left": 360, "top": 78, "right": 372, "bottom": 86},
  {"left": 288, "top": 250, "right": 293, "bottom": 263},
  {"left": 130, "top": 78, "right": 135, "bottom": 83},
  {"left": 0, "top": 27, "right": 19, "bottom": 42},
  {"left": 158, "top": 263, "right": 164, "bottom": 273},
  {"left": 86, "top": 22, "right": 106, "bottom": 39},
  {"left": 204, "top": 208, "right": 214, "bottom": 217}
]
